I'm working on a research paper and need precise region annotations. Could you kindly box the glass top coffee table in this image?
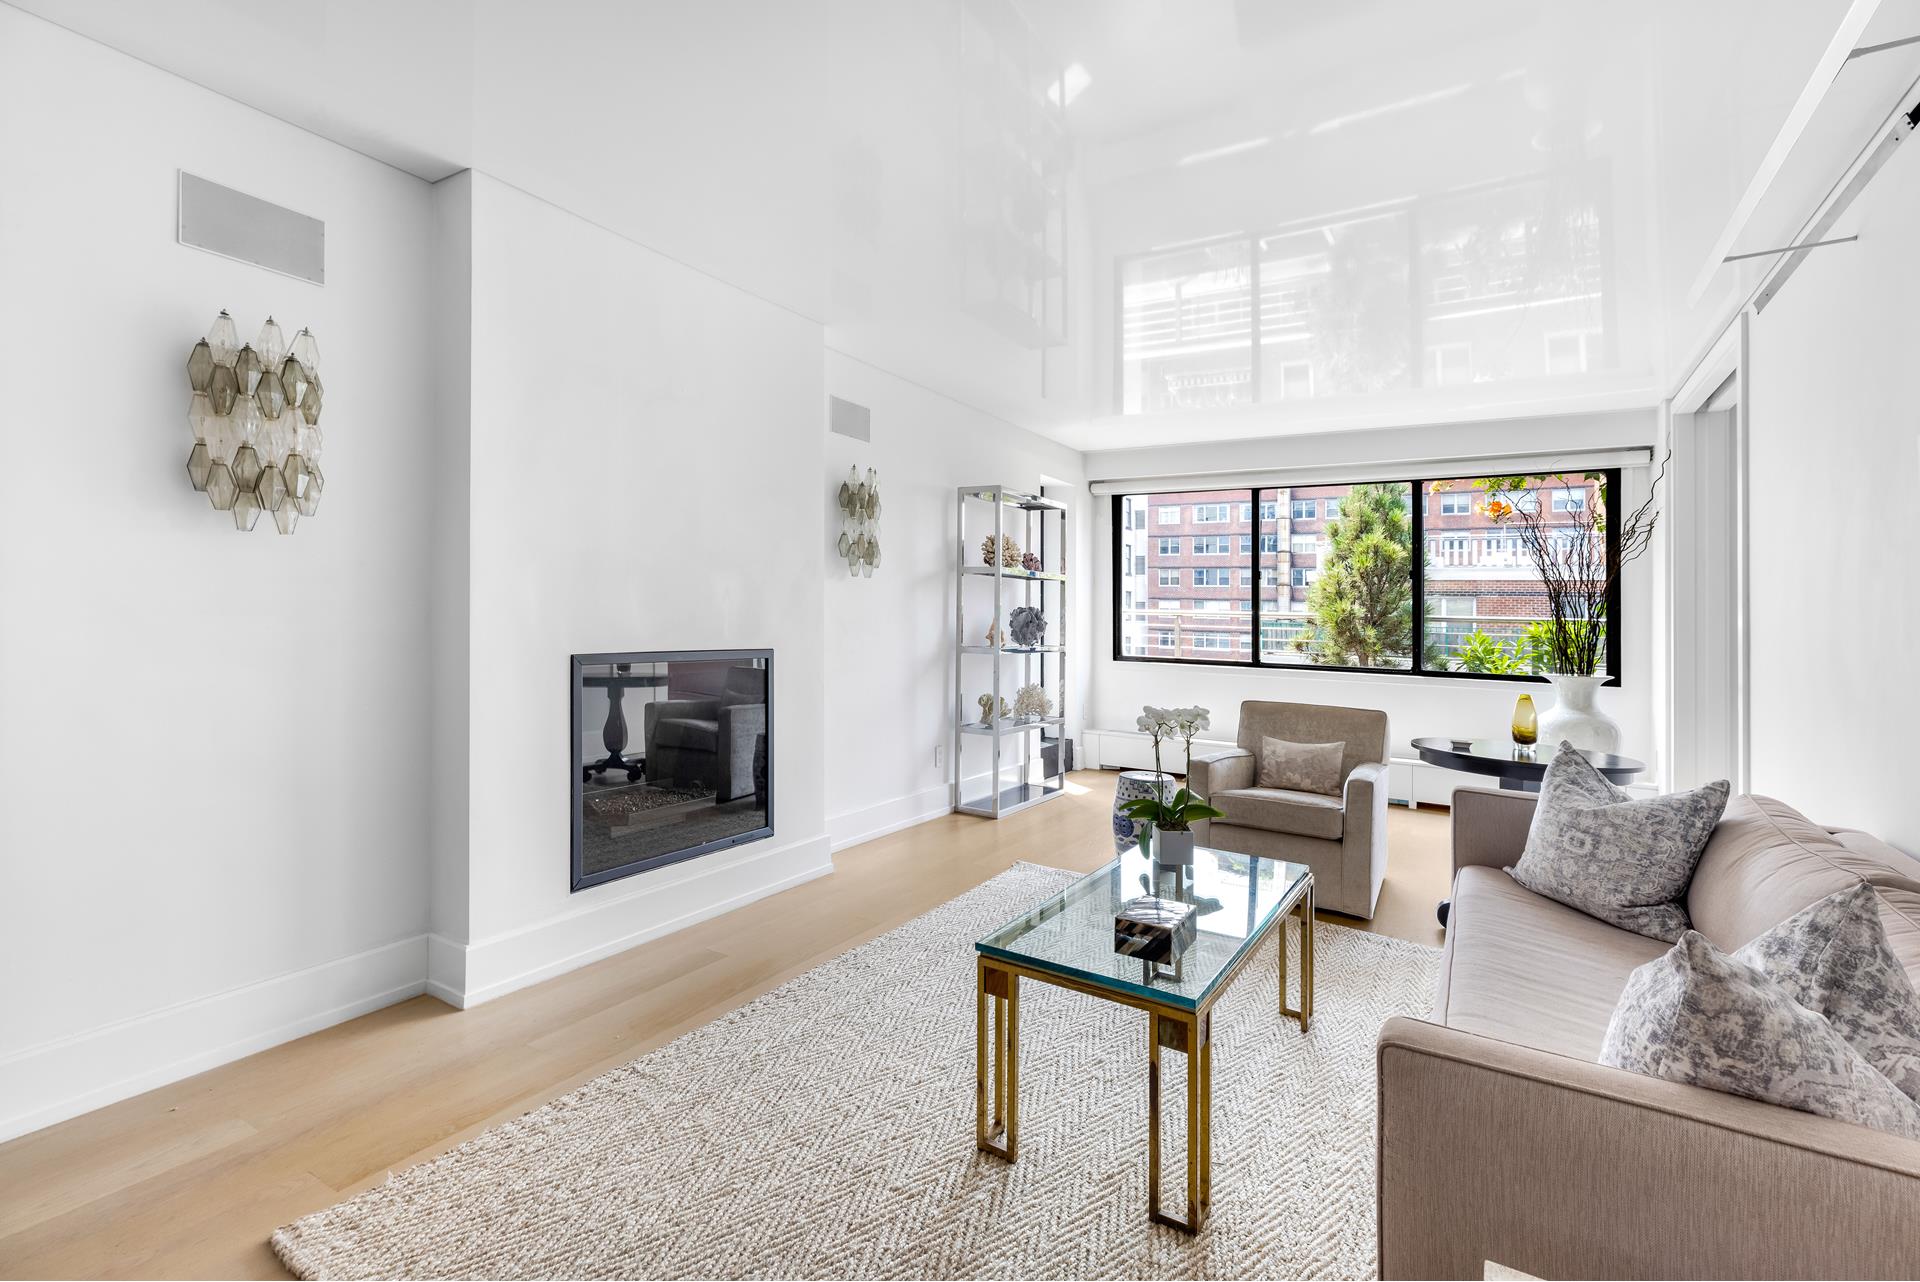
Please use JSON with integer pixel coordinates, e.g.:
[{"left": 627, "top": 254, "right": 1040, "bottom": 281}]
[{"left": 974, "top": 847, "right": 1314, "bottom": 1233}]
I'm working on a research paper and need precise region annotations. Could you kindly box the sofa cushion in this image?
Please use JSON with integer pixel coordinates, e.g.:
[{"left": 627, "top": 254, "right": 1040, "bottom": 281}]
[
  {"left": 1600, "top": 931, "right": 1920, "bottom": 1140},
  {"left": 1830, "top": 829, "right": 1920, "bottom": 883},
  {"left": 1877, "top": 886, "right": 1920, "bottom": 1003},
  {"left": 654, "top": 717, "right": 719, "bottom": 752},
  {"left": 1510, "top": 744, "right": 1728, "bottom": 942},
  {"left": 1257, "top": 737, "right": 1345, "bottom": 796},
  {"left": 1211, "top": 786, "right": 1343, "bottom": 841},
  {"left": 1687, "top": 796, "right": 1920, "bottom": 950},
  {"left": 1734, "top": 883, "right": 1920, "bottom": 1103},
  {"left": 1435, "top": 865, "right": 1670, "bottom": 1061}
]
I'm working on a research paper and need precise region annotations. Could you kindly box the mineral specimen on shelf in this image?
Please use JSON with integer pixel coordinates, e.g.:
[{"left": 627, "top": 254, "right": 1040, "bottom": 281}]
[{"left": 1008, "top": 605, "right": 1046, "bottom": 647}]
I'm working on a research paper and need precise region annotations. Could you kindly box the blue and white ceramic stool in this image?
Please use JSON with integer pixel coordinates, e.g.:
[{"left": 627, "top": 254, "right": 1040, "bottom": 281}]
[{"left": 1112, "top": 769, "right": 1178, "bottom": 854}]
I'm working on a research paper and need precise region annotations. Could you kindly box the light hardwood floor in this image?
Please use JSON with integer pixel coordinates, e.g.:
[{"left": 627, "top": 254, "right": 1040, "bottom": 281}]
[{"left": 0, "top": 772, "right": 1449, "bottom": 1280}]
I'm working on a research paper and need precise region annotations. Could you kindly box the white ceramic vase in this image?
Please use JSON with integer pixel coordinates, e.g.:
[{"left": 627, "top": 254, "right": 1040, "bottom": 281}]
[{"left": 1537, "top": 673, "right": 1620, "bottom": 755}]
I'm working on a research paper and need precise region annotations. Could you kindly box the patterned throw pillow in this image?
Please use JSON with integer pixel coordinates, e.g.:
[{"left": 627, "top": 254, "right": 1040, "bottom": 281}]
[
  {"left": 1257, "top": 737, "right": 1345, "bottom": 796},
  {"left": 1734, "top": 882, "right": 1920, "bottom": 1103},
  {"left": 1601, "top": 931, "right": 1920, "bottom": 1139},
  {"left": 1510, "top": 742, "right": 1729, "bottom": 941}
]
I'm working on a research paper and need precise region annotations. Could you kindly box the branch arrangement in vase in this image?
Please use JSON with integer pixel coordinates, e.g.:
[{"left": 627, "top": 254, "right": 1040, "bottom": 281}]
[{"left": 1442, "top": 462, "right": 1666, "bottom": 677}]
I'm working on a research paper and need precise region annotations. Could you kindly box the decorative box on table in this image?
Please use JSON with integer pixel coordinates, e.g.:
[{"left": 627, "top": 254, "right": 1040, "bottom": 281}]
[{"left": 1114, "top": 896, "right": 1197, "bottom": 965}]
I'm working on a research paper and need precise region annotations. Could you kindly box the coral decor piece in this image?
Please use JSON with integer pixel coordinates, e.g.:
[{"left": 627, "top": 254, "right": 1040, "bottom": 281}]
[
  {"left": 977, "top": 693, "right": 1011, "bottom": 725},
  {"left": 1020, "top": 551, "right": 1042, "bottom": 573},
  {"left": 980, "top": 534, "right": 1022, "bottom": 568},
  {"left": 186, "top": 311, "right": 324, "bottom": 533},
  {"left": 1007, "top": 605, "right": 1046, "bottom": 648},
  {"left": 1012, "top": 683, "right": 1052, "bottom": 720}
]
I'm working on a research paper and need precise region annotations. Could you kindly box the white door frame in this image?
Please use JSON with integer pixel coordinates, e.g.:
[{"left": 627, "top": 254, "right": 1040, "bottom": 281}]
[{"left": 1660, "top": 312, "right": 1751, "bottom": 791}]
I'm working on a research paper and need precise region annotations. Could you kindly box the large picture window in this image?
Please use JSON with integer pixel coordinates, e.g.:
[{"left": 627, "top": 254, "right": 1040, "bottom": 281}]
[{"left": 1112, "top": 471, "right": 1622, "bottom": 681}]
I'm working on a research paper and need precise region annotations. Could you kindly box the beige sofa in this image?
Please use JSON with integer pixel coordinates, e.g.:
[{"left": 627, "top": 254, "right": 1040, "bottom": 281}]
[
  {"left": 1188, "top": 701, "right": 1389, "bottom": 918},
  {"left": 1377, "top": 787, "right": 1920, "bottom": 1280}
]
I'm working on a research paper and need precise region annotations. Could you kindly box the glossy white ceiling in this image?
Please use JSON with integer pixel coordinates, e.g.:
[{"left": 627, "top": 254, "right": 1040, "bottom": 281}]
[{"left": 11, "top": 0, "right": 1912, "bottom": 446}]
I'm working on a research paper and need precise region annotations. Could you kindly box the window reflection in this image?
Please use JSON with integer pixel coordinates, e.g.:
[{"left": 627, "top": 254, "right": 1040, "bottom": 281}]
[{"left": 1118, "top": 166, "right": 1610, "bottom": 414}]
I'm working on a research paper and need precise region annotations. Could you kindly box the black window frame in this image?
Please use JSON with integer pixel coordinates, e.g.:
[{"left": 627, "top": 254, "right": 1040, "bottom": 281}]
[{"left": 1109, "top": 470, "right": 1625, "bottom": 685}]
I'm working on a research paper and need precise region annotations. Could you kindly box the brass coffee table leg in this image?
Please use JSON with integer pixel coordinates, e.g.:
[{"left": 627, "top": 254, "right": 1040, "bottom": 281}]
[
  {"left": 976, "top": 959, "right": 1018, "bottom": 1159},
  {"left": 1280, "top": 877, "right": 1315, "bottom": 1032},
  {"left": 1198, "top": 1010, "right": 1212, "bottom": 1215},
  {"left": 1148, "top": 1010, "right": 1210, "bottom": 1233}
]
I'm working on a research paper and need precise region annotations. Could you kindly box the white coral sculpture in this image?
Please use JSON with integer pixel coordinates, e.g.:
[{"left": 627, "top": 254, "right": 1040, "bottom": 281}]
[{"left": 1012, "top": 683, "right": 1052, "bottom": 720}]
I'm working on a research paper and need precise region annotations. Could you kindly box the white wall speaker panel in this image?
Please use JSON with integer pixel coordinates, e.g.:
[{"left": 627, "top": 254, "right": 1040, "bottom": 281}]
[
  {"left": 828, "top": 395, "right": 871, "bottom": 442},
  {"left": 177, "top": 172, "right": 325, "bottom": 285}
]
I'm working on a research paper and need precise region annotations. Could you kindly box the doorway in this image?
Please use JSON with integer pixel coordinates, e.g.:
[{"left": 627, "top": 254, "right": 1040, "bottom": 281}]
[{"left": 1664, "top": 316, "right": 1749, "bottom": 792}]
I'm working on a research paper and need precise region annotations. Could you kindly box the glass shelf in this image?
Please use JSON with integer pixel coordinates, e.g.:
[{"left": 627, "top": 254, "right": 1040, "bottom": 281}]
[
  {"left": 960, "top": 565, "right": 1066, "bottom": 582},
  {"left": 956, "top": 779, "right": 1065, "bottom": 818},
  {"left": 959, "top": 487, "right": 1068, "bottom": 512},
  {"left": 960, "top": 644, "right": 1062, "bottom": 654},
  {"left": 959, "top": 715, "right": 1064, "bottom": 736}
]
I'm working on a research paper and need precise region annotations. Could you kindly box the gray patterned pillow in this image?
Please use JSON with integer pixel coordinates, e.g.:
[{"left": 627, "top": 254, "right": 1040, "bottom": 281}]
[
  {"left": 1510, "top": 742, "right": 1728, "bottom": 941},
  {"left": 1601, "top": 931, "right": 1920, "bottom": 1138},
  {"left": 1734, "top": 882, "right": 1920, "bottom": 1103}
]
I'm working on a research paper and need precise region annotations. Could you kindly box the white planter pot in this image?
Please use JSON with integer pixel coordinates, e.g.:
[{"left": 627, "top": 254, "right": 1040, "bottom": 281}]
[
  {"left": 1537, "top": 673, "right": 1620, "bottom": 755},
  {"left": 1153, "top": 828, "right": 1196, "bottom": 866}
]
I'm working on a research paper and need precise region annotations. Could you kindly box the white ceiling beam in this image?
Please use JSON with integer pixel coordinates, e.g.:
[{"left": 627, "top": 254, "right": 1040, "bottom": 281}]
[
  {"left": 1754, "top": 96, "right": 1918, "bottom": 310},
  {"left": 1685, "top": 0, "right": 1887, "bottom": 308}
]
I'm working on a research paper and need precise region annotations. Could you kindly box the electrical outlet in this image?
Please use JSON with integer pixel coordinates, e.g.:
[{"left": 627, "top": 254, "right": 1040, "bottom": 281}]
[{"left": 934, "top": 744, "right": 944, "bottom": 770}]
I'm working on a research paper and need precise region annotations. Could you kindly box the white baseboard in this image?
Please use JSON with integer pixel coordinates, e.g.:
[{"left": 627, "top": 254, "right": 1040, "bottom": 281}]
[
  {"left": 425, "top": 933, "right": 467, "bottom": 1007},
  {"left": 0, "top": 935, "right": 428, "bottom": 1144},
  {"left": 0, "top": 834, "right": 845, "bottom": 1141},
  {"left": 827, "top": 784, "right": 952, "bottom": 852},
  {"left": 444, "top": 833, "right": 836, "bottom": 1009}
]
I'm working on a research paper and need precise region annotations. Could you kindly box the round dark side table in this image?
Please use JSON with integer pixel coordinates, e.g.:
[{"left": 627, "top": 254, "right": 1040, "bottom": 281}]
[{"left": 1414, "top": 737, "right": 1647, "bottom": 927}]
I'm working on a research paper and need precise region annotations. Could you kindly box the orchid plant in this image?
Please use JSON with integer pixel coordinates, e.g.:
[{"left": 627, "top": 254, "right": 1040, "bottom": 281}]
[
  {"left": 1124, "top": 705, "right": 1222, "bottom": 835},
  {"left": 1135, "top": 704, "right": 1211, "bottom": 781}
]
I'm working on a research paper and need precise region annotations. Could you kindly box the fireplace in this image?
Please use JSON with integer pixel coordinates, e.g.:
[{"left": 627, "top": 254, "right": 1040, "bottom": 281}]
[{"left": 570, "top": 649, "right": 773, "bottom": 891}]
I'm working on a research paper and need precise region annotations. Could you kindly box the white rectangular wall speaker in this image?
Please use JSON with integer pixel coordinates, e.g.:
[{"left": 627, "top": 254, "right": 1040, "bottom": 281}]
[{"left": 178, "top": 172, "right": 325, "bottom": 285}]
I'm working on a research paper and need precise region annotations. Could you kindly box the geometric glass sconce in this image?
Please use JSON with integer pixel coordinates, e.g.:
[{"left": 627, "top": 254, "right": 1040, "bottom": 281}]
[
  {"left": 186, "top": 310, "right": 324, "bottom": 533},
  {"left": 836, "top": 465, "right": 881, "bottom": 577}
]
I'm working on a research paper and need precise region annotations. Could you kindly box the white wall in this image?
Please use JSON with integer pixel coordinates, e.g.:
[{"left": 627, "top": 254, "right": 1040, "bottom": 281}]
[
  {"left": 429, "top": 174, "right": 835, "bottom": 1006},
  {"left": 822, "top": 354, "right": 1089, "bottom": 850},
  {"left": 1746, "top": 136, "right": 1920, "bottom": 853},
  {"left": 0, "top": 7, "right": 436, "bottom": 1139},
  {"left": 1081, "top": 410, "right": 1660, "bottom": 781}
]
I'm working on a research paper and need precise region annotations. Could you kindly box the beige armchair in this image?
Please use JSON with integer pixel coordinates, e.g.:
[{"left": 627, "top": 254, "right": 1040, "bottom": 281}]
[{"left": 1187, "top": 701, "right": 1390, "bottom": 918}]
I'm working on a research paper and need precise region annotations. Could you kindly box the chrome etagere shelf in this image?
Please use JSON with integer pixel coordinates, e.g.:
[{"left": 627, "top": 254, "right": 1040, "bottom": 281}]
[{"left": 951, "top": 484, "right": 1069, "bottom": 819}]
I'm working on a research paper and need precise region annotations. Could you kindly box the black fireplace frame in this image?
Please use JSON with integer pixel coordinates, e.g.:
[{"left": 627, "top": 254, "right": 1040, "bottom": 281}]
[{"left": 570, "top": 648, "right": 775, "bottom": 892}]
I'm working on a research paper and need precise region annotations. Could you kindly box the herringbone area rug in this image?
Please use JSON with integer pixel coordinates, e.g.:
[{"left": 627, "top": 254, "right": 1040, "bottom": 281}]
[{"left": 272, "top": 862, "right": 1440, "bottom": 1280}]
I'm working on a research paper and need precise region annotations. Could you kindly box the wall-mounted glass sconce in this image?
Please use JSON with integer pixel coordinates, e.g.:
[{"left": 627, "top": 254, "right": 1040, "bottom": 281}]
[
  {"left": 836, "top": 465, "right": 881, "bottom": 577},
  {"left": 186, "top": 311, "right": 324, "bottom": 533}
]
